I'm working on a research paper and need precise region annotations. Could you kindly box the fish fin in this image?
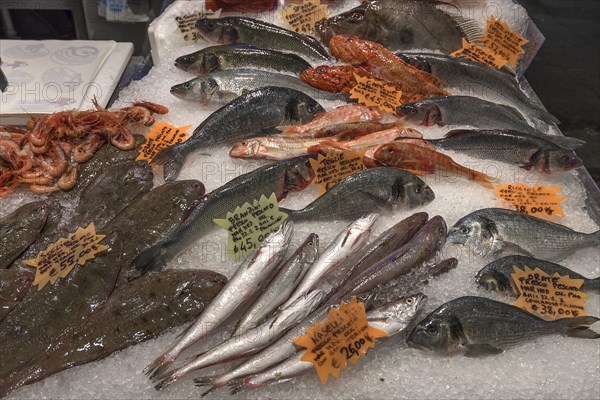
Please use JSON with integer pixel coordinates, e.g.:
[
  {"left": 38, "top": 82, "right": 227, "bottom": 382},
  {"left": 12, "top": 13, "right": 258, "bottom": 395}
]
[
  {"left": 131, "top": 244, "right": 167, "bottom": 275},
  {"left": 444, "top": 129, "right": 478, "bottom": 138},
  {"left": 543, "top": 135, "right": 586, "bottom": 150},
  {"left": 584, "top": 278, "right": 600, "bottom": 295},
  {"left": 154, "top": 370, "right": 180, "bottom": 390},
  {"left": 530, "top": 106, "right": 561, "bottom": 125},
  {"left": 434, "top": 3, "right": 484, "bottom": 43},
  {"left": 462, "top": 343, "right": 504, "bottom": 357},
  {"left": 557, "top": 316, "right": 600, "bottom": 339},
  {"left": 359, "top": 191, "right": 395, "bottom": 213},
  {"left": 152, "top": 146, "right": 185, "bottom": 182},
  {"left": 229, "top": 381, "right": 244, "bottom": 395},
  {"left": 496, "top": 240, "right": 533, "bottom": 258},
  {"left": 143, "top": 354, "right": 174, "bottom": 380},
  {"left": 194, "top": 376, "right": 215, "bottom": 387}
]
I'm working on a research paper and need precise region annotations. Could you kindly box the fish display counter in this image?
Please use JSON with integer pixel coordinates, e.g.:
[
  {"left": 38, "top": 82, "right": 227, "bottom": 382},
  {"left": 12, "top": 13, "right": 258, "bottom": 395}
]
[{"left": 1, "top": 1, "right": 599, "bottom": 399}]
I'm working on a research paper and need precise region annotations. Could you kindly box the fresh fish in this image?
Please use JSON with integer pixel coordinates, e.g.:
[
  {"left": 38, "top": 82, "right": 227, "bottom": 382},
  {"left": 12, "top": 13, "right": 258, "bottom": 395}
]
[
  {"left": 152, "top": 87, "right": 324, "bottom": 181},
  {"left": 315, "top": 0, "right": 481, "bottom": 53},
  {"left": 0, "top": 201, "right": 49, "bottom": 269},
  {"left": 0, "top": 269, "right": 33, "bottom": 321},
  {"left": 407, "top": 296, "right": 600, "bottom": 357},
  {"left": 229, "top": 135, "right": 338, "bottom": 161},
  {"left": 174, "top": 45, "right": 311, "bottom": 76},
  {"left": 317, "top": 127, "right": 423, "bottom": 151},
  {"left": 0, "top": 269, "right": 227, "bottom": 397},
  {"left": 373, "top": 142, "right": 499, "bottom": 189},
  {"left": 153, "top": 290, "right": 324, "bottom": 390},
  {"left": 232, "top": 293, "right": 426, "bottom": 394},
  {"left": 329, "top": 35, "right": 448, "bottom": 99},
  {"left": 429, "top": 129, "right": 584, "bottom": 173},
  {"left": 233, "top": 234, "right": 319, "bottom": 336},
  {"left": 281, "top": 167, "right": 435, "bottom": 222},
  {"left": 131, "top": 156, "right": 315, "bottom": 275},
  {"left": 171, "top": 69, "right": 346, "bottom": 104},
  {"left": 195, "top": 17, "right": 330, "bottom": 60},
  {"left": 334, "top": 215, "right": 447, "bottom": 299},
  {"left": 279, "top": 214, "right": 378, "bottom": 310},
  {"left": 476, "top": 255, "right": 600, "bottom": 296},
  {"left": 447, "top": 208, "right": 600, "bottom": 261},
  {"left": 395, "top": 52, "right": 560, "bottom": 125},
  {"left": 143, "top": 221, "right": 293, "bottom": 380},
  {"left": 396, "top": 96, "right": 544, "bottom": 136}
]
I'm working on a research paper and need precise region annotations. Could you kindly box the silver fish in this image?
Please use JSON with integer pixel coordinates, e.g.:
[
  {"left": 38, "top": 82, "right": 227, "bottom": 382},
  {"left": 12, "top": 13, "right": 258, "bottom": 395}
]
[
  {"left": 447, "top": 208, "right": 600, "bottom": 261},
  {"left": 143, "top": 221, "right": 293, "bottom": 380}
]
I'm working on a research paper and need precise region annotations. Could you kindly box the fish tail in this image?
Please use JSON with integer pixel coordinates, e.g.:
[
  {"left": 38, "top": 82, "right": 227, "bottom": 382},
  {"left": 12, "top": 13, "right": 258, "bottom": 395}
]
[
  {"left": 531, "top": 106, "right": 561, "bottom": 126},
  {"left": 584, "top": 278, "right": 600, "bottom": 294},
  {"left": 143, "top": 353, "right": 175, "bottom": 381},
  {"left": 469, "top": 169, "right": 498, "bottom": 189},
  {"left": 162, "top": 153, "right": 185, "bottom": 182},
  {"left": 557, "top": 316, "right": 600, "bottom": 339},
  {"left": 228, "top": 379, "right": 245, "bottom": 395},
  {"left": 154, "top": 369, "right": 181, "bottom": 390},
  {"left": 131, "top": 244, "right": 168, "bottom": 275}
]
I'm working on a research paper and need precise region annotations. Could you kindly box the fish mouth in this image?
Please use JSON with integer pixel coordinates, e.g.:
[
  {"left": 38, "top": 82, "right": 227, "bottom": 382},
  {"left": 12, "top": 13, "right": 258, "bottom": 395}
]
[{"left": 406, "top": 339, "right": 430, "bottom": 352}]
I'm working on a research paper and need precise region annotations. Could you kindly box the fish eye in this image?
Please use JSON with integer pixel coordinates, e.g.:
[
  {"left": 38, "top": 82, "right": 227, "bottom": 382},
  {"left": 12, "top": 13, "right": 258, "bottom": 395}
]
[
  {"left": 427, "top": 326, "right": 437, "bottom": 335},
  {"left": 203, "top": 20, "right": 215, "bottom": 31},
  {"left": 345, "top": 37, "right": 353, "bottom": 42},
  {"left": 317, "top": 67, "right": 327, "bottom": 73},
  {"left": 415, "top": 185, "right": 423, "bottom": 194},
  {"left": 406, "top": 297, "right": 414, "bottom": 305},
  {"left": 350, "top": 12, "right": 364, "bottom": 22},
  {"left": 460, "top": 226, "right": 470, "bottom": 234},
  {"left": 409, "top": 108, "right": 417, "bottom": 115},
  {"left": 559, "top": 155, "right": 572, "bottom": 163},
  {"left": 184, "top": 83, "right": 191, "bottom": 89},
  {"left": 308, "top": 105, "right": 317, "bottom": 113},
  {"left": 438, "top": 227, "right": 445, "bottom": 235}
]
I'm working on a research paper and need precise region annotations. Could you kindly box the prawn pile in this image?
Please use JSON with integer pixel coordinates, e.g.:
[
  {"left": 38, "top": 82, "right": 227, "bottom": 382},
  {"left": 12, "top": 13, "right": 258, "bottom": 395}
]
[{"left": 0, "top": 100, "right": 168, "bottom": 197}]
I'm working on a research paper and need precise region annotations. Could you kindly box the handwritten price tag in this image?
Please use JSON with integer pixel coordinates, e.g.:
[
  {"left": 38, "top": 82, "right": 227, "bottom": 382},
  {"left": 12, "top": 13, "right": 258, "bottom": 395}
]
[
  {"left": 350, "top": 73, "right": 402, "bottom": 114},
  {"left": 309, "top": 150, "right": 366, "bottom": 195},
  {"left": 25, "top": 223, "right": 108, "bottom": 291},
  {"left": 512, "top": 266, "right": 588, "bottom": 320},
  {"left": 293, "top": 297, "right": 388, "bottom": 384},
  {"left": 136, "top": 122, "right": 190, "bottom": 163},
  {"left": 213, "top": 193, "right": 288, "bottom": 261},
  {"left": 451, "top": 38, "right": 503, "bottom": 69},
  {"left": 495, "top": 183, "right": 565, "bottom": 218},
  {"left": 280, "top": 0, "right": 329, "bottom": 33}
]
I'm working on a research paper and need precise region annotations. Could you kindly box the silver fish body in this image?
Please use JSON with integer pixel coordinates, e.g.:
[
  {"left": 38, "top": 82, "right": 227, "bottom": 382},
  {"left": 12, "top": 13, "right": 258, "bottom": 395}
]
[{"left": 447, "top": 208, "right": 600, "bottom": 261}]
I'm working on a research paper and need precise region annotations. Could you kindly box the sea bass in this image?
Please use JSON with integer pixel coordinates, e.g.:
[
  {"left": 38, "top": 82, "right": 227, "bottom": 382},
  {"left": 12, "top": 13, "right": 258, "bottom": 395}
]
[
  {"left": 315, "top": 0, "right": 481, "bottom": 53},
  {"left": 476, "top": 255, "right": 600, "bottom": 296},
  {"left": 196, "top": 17, "right": 330, "bottom": 60},
  {"left": 447, "top": 208, "right": 600, "bottom": 261},
  {"left": 174, "top": 45, "right": 311, "bottom": 76},
  {"left": 153, "top": 86, "right": 324, "bottom": 181},
  {"left": 281, "top": 167, "right": 434, "bottom": 221},
  {"left": 429, "top": 129, "right": 583, "bottom": 173},
  {"left": 131, "top": 156, "right": 314, "bottom": 275},
  {"left": 407, "top": 296, "right": 600, "bottom": 357},
  {"left": 143, "top": 221, "right": 293, "bottom": 380}
]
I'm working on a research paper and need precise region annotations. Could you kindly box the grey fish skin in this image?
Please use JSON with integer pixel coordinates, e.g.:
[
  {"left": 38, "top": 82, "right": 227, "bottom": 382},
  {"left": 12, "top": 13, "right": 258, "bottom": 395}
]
[
  {"left": 447, "top": 208, "right": 600, "bottom": 261},
  {"left": 0, "top": 269, "right": 33, "bottom": 322},
  {"left": 131, "top": 156, "right": 315, "bottom": 275},
  {"left": 315, "top": 0, "right": 476, "bottom": 54},
  {"left": 334, "top": 215, "right": 447, "bottom": 300},
  {"left": 281, "top": 167, "right": 435, "bottom": 222},
  {"left": 143, "top": 221, "right": 293, "bottom": 381},
  {"left": 429, "top": 129, "right": 584, "bottom": 173},
  {"left": 174, "top": 45, "right": 312, "bottom": 76},
  {"left": 196, "top": 17, "right": 330, "bottom": 61},
  {"left": 0, "top": 269, "right": 227, "bottom": 398},
  {"left": 407, "top": 296, "right": 600, "bottom": 357},
  {"left": 233, "top": 233, "right": 319, "bottom": 336},
  {"left": 171, "top": 69, "right": 347, "bottom": 104},
  {"left": 153, "top": 86, "right": 324, "bottom": 181},
  {"left": 0, "top": 201, "right": 49, "bottom": 269},
  {"left": 396, "top": 96, "right": 544, "bottom": 136},
  {"left": 395, "top": 52, "right": 560, "bottom": 125},
  {"left": 476, "top": 255, "right": 600, "bottom": 296}
]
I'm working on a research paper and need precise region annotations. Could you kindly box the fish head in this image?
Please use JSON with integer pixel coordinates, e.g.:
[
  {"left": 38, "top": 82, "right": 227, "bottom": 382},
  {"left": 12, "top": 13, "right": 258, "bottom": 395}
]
[
  {"left": 299, "top": 233, "right": 319, "bottom": 264},
  {"left": 373, "top": 143, "right": 401, "bottom": 165},
  {"left": 329, "top": 35, "right": 378, "bottom": 65},
  {"left": 406, "top": 310, "right": 463, "bottom": 355},
  {"left": 229, "top": 139, "right": 264, "bottom": 159},
  {"left": 367, "top": 293, "right": 427, "bottom": 336},
  {"left": 447, "top": 214, "right": 497, "bottom": 256},
  {"left": 283, "top": 158, "right": 315, "bottom": 193},
  {"left": 186, "top": 270, "right": 229, "bottom": 304},
  {"left": 475, "top": 265, "right": 512, "bottom": 294},
  {"left": 196, "top": 18, "right": 238, "bottom": 44},
  {"left": 543, "top": 150, "right": 583, "bottom": 172},
  {"left": 315, "top": 2, "right": 377, "bottom": 46},
  {"left": 417, "top": 216, "right": 448, "bottom": 250},
  {"left": 174, "top": 52, "right": 203, "bottom": 73},
  {"left": 390, "top": 170, "right": 435, "bottom": 209},
  {"left": 286, "top": 96, "right": 325, "bottom": 125},
  {"left": 170, "top": 78, "right": 216, "bottom": 103},
  {"left": 300, "top": 65, "right": 356, "bottom": 92},
  {"left": 396, "top": 102, "right": 442, "bottom": 126}
]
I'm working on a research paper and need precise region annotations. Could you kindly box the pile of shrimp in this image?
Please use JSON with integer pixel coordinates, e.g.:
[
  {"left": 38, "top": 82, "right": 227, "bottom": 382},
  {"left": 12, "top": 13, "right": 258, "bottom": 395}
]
[{"left": 0, "top": 100, "right": 168, "bottom": 197}]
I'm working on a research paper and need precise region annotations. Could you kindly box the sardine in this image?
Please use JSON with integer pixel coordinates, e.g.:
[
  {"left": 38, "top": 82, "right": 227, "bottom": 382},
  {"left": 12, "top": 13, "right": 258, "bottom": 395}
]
[
  {"left": 281, "top": 167, "right": 435, "bottom": 222},
  {"left": 447, "top": 208, "right": 600, "bottom": 261},
  {"left": 153, "top": 290, "right": 324, "bottom": 390},
  {"left": 429, "top": 129, "right": 583, "bottom": 173},
  {"left": 407, "top": 296, "right": 600, "bottom": 357},
  {"left": 396, "top": 96, "right": 544, "bottom": 136},
  {"left": 315, "top": 0, "right": 481, "bottom": 53},
  {"left": 232, "top": 293, "right": 426, "bottom": 394},
  {"left": 174, "top": 45, "right": 311, "bottom": 76},
  {"left": 0, "top": 269, "right": 227, "bottom": 397},
  {"left": 143, "top": 221, "right": 293, "bottom": 380},
  {"left": 395, "top": 52, "right": 560, "bottom": 125},
  {"left": 131, "top": 156, "right": 315, "bottom": 275},
  {"left": 233, "top": 234, "right": 319, "bottom": 336},
  {"left": 279, "top": 214, "right": 378, "bottom": 310},
  {"left": 0, "top": 269, "right": 33, "bottom": 321},
  {"left": 195, "top": 17, "right": 330, "bottom": 60},
  {"left": 0, "top": 201, "right": 49, "bottom": 269},
  {"left": 476, "top": 255, "right": 600, "bottom": 296},
  {"left": 152, "top": 86, "right": 324, "bottom": 181},
  {"left": 171, "top": 69, "right": 346, "bottom": 104}
]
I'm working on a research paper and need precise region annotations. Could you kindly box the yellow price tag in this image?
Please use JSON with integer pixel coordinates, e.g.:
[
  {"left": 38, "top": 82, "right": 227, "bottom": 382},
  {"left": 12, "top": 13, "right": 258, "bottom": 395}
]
[
  {"left": 495, "top": 183, "right": 565, "bottom": 218},
  {"left": 137, "top": 122, "right": 190, "bottom": 163},
  {"left": 349, "top": 73, "right": 403, "bottom": 114},
  {"left": 309, "top": 149, "right": 366, "bottom": 195},
  {"left": 280, "top": 0, "right": 329, "bottom": 34}
]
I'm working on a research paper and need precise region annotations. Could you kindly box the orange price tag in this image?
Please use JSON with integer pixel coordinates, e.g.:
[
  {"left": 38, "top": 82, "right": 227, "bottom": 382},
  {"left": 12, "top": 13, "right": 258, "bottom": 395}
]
[
  {"left": 495, "top": 183, "right": 565, "bottom": 218},
  {"left": 451, "top": 38, "right": 505, "bottom": 69},
  {"left": 280, "top": 0, "right": 329, "bottom": 34},
  {"left": 309, "top": 149, "right": 366, "bottom": 195},
  {"left": 293, "top": 297, "right": 388, "bottom": 384},
  {"left": 512, "top": 266, "right": 588, "bottom": 320},
  {"left": 136, "top": 122, "right": 191, "bottom": 163},
  {"left": 349, "top": 73, "right": 402, "bottom": 114}
]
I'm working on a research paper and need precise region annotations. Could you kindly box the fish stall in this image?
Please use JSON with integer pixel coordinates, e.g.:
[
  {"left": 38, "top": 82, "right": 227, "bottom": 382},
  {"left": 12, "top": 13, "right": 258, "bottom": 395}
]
[{"left": 0, "top": 1, "right": 599, "bottom": 399}]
